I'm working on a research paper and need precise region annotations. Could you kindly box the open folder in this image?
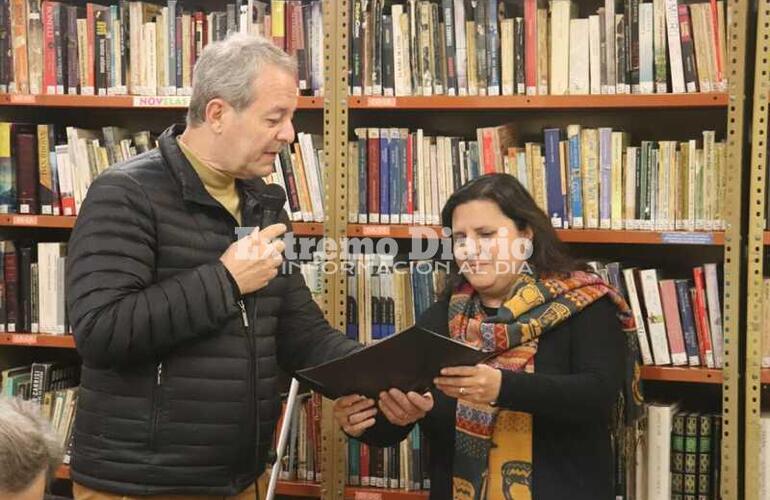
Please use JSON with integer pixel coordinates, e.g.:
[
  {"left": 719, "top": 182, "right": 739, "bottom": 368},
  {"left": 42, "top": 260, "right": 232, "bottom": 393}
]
[{"left": 294, "top": 325, "right": 494, "bottom": 400}]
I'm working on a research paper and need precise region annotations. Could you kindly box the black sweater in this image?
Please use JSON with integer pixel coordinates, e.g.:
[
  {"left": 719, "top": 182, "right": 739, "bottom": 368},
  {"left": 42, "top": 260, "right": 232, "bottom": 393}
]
[{"left": 361, "top": 296, "right": 626, "bottom": 500}]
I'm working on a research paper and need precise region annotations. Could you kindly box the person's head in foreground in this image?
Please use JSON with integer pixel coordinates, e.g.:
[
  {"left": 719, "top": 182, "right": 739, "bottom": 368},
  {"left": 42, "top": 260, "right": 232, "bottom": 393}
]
[
  {"left": 0, "top": 397, "right": 62, "bottom": 500},
  {"left": 442, "top": 172, "right": 580, "bottom": 304}
]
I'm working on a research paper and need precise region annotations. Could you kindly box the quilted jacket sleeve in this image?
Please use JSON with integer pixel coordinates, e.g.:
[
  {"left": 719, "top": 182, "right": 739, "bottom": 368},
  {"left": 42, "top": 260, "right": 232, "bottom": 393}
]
[{"left": 66, "top": 169, "right": 240, "bottom": 368}]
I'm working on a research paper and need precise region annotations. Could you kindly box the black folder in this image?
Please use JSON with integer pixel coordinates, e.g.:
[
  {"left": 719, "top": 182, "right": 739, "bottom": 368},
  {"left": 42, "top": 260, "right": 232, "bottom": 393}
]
[{"left": 295, "top": 326, "right": 493, "bottom": 400}]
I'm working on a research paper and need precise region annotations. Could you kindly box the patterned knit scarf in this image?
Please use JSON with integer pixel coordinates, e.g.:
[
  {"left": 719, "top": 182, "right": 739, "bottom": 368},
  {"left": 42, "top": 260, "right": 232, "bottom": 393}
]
[{"left": 448, "top": 271, "right": 643, "bottom": 500}]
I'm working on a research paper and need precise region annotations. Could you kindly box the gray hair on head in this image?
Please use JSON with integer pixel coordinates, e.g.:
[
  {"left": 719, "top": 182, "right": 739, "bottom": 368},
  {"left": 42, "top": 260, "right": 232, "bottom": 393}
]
[
  {"left": 0, "top": 397, "right": 62, "bottom": 494},
  {"left": 187, "top": 33, "right": 298, "bottom": 127}
]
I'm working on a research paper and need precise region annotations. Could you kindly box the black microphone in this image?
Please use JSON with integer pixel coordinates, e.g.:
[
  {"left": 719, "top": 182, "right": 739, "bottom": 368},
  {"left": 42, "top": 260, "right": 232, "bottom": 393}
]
[{"left": 258, "top": 183, "right": 287, "bottom": 229}]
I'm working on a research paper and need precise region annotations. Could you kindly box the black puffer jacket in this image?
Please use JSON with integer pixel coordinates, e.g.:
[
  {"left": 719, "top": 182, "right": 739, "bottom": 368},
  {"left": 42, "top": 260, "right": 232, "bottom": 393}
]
[{"left": 66, "top": 124, "right": 359, "bottom": 496}]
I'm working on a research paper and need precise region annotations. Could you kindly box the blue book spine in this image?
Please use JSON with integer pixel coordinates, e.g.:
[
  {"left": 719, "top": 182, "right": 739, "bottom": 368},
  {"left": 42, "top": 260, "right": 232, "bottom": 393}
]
[
  {"left": 379, "top": 130, "right": 390, "bottom": 223},
  {"left": 389, "top": 130, "right": 400, "bottom": 223},
  {"left": 675, "top": 279, "right": 701, "bottom": 366},
  {"left": 568, "top": 131, "right": 584, "bottom": 228},
  {"left": 543, "top": 128, "right": 565, "bottom": 228},
  {"left": 401, "top": 132, "right": 408, "bottom": 221},
  {"left": 357, "top": 133, "right": 367, "bottom": 222}
]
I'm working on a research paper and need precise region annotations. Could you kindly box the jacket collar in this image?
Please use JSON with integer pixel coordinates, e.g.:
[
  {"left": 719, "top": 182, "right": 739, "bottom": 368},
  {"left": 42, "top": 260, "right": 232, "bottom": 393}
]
[{"left": 158, "top": 124, "right": 267, "bottom": 215}]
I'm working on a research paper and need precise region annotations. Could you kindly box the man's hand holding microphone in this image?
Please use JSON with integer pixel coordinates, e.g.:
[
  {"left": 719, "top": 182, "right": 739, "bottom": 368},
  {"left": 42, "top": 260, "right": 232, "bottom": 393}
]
[{"left": 219, "top": 223, "right": 287, "bottom": 295}]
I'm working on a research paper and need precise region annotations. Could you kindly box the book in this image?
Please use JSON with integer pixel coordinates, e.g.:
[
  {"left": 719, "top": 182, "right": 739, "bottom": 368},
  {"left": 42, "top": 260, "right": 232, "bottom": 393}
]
[{"left": 296, "top": 325, "right": 491, "bottom": 400}]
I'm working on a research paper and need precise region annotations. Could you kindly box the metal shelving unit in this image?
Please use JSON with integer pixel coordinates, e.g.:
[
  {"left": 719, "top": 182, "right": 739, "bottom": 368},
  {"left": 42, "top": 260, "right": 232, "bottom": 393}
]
[{"left": 745, "top": 0, "right": 770, "bottom": 497}]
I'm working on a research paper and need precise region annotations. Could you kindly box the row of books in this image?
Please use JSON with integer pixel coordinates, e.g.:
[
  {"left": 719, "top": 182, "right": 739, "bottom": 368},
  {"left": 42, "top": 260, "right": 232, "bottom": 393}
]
[
  {"left": 265, "top": 133, "right": 327, "bottom": 223},
  {"left": 0, "top": 362, "right": 80, "bottom": 464},
  {"left": 0, "top": 241, "right": 68, "bottom": 335},
  {"left": 589, "top": 260, "right": 724, "bottom": 369},
  {"left": 348, "top": 425, "right": 430, "bottom": 491},
  {"left": 633, "top": 404, "right": 721, "bottom": 500},
  {"left": 0, "top": 122, "right": 153, "bottom": 216},
  {"left": 343, "top": 255, "right": 723, "bottom": 369},
  {"left": 347, "top": 125, "right": 725, "bottom": 231},
  {"left": 346, "top": 256, "right": 447, "bottom": 345},
  {"left": 0, "top": 120, "right": 328, "bottom": 224},
  {"left": 1, "top": 0, "right": 324, "bottom": 97},
  {"left": 349, "top": 0, "right": 727, "bottom": 97},
  {"left": 272, "top": 392, "right": 323, "bottom": 482}
]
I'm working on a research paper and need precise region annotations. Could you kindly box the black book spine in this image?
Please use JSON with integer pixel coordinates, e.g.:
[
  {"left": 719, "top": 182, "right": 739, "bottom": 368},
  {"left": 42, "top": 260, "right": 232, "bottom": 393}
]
[
  {"left": 382, "top": 14, "right": 394, "bottom": 96},
  {"left": 19, "top": 245, "right": 32, "bottom": 333}
]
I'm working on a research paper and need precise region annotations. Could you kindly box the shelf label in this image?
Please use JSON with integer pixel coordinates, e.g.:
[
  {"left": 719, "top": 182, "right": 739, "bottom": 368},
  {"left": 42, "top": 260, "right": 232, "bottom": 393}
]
[
  {"left": 9, "top": 94, "right": 35, "bottom": 104},
  {"left": 354, "top": 493, "right": 383, "bottom": 500},
  {"left": 11, "top": 334, "right": 37, "bottom": 345},
  {"left": 660, "top": 232, "right": 714, "bottom": 245},
  {"left": 11, "top": 215, "right": 38, "bottom": 226},
  {"left": 361, "top": 225, "right": 391, "bottom": 237},
  {"left": 366, "top": 97, "right": 396, "bottom": 107},
  {"left": 133, "top": 96, "right": 190, "bottom": 107}
]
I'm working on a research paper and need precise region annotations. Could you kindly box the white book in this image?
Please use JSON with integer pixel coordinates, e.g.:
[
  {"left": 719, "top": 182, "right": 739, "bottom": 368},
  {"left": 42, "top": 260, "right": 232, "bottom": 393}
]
[
  {"left": 639, "top": 3, "right": 654, "bottom": 93},
  {"left": 569, "top": 18, "right": 590, "bottom": 95},
  {"left": 761, "top": 414, "right": 770, "bottom": 500},
  {"left": 453, "top": 0, "right": 468, "bottom": 95},
  {"left": 415, "top": 129, "right": 425, "bottom": 225},
  {"left": 550, "top": 0, "right": 573, "bottom": 95},
  {"left": 704, "top": 263, "right": 724, "bottom": 368},
  {"left": 144, "top": 22, "right": 158, "bottom": 96},
  {"left": 588, "top": 16, "right": 601, "bottom": 95},
  {"left": 604, "top": 0, "right": 616, "bottom": 94},
  {"left": 640, "top": 269, "right": 672, "bottom": 365},
  {"left": 624, "top": 147, "right": 638, "bottom": 230},
  {"left": 623, "top": 268, "right": 654, "bottom": 365},
  {"left": 501, "top": 19, "right": 515, "bottom": 96},
  {"left": 429, "top": 141, "right": 439, "bottom": 225},
  {"left": 686, "top": 139, "right": 697, "bottom": 231},
  {"left": 54, "top": 145, "right": 74, "bottom": 216},
  {"left": 703, "top": 130, "right": 716, "bottom": 231},
  {"left": 646, "top": 403, "right": 679, "bottom": 500},
  {"left": 665, "top": 0, "right": 686, "bottom": 93},
  {"left": 392, "top": 5, "right": 407, "bottom": 96}
]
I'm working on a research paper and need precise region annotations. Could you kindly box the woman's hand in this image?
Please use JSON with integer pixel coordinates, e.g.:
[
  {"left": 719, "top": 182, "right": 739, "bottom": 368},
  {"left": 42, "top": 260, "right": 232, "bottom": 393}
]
[
  {"left": 378, "top": 389, "right": 434, "bottom": 426},
  {"left": 333, "top": 395, "right": 377, "bottom": 437},
  {"left": 434, "top": 364, "right": 502, "bottom": 406}
]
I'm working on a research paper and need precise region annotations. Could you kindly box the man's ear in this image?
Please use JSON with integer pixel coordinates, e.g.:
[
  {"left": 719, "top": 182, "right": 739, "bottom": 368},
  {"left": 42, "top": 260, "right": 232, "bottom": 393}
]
[{"left": 204, "top": 98, "right": 228, "bottom": 134}]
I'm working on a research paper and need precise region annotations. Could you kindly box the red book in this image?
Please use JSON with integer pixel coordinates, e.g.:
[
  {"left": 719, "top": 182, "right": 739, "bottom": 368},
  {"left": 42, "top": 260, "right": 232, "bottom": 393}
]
[
  {"left": 2, "top": 242, "right": 19, "bottom": 332},
  {"left": 692, "top": 266, "right": 715, "bottom": 368},
  {"left": 42, "top": 1, "right": 57, "bottom": 94},
  {"left": 709, "top": 0, "right": 723, "bottom": 86},
  {"left": 85, "top": 3, "right": 96, "bottom": 94}
]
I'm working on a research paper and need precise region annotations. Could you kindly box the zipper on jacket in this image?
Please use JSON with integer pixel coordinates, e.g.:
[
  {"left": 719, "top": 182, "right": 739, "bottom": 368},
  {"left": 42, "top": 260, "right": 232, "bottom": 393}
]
[
  {"left": 239, "top": 298, "right": 258, "bottom": 467},
  {"left": 150, "top": 362, "right": 163, "bottom": 449}
]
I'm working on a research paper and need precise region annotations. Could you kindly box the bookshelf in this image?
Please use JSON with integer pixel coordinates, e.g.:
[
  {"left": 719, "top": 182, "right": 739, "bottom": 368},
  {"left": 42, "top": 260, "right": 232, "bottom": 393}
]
[
  {"left": 0, "top": 334, "right": 76, "bottom": 349},
  {"left": 348, "top": 223, "right": 726, "bottom": 245},
  {"left": 745, "top": 0, "right": 770, "bottom": 497},
  {"left": 348, "top": 93, "right": 729, "bottom": 110},
  {"left": 332, "top": 0, "right": 748, "bottom": 496},
  {"left": 0, "top": 0, "right": 754, "bottom": 499},
  {"left": 0, "top": 215, "right": 325, "bottom": 236},
  {"left": 0, "top": 94, "right": 325, "bottom": 109}
]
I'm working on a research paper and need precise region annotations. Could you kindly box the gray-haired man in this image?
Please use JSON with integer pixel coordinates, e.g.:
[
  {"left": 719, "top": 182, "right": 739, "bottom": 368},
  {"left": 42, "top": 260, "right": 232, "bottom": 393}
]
[
  {"left": 0, "top": 397, "right": 62, "bottom": 500},
  {"left": 66, "top": 34, "right": 364, "bottom": 498}
]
